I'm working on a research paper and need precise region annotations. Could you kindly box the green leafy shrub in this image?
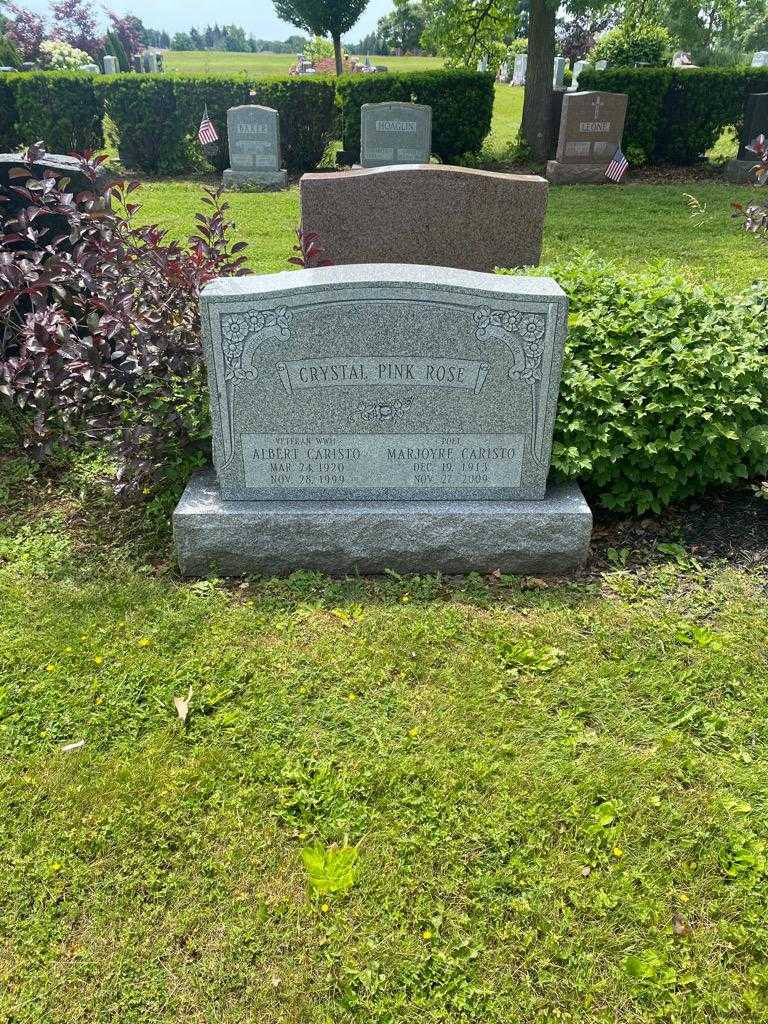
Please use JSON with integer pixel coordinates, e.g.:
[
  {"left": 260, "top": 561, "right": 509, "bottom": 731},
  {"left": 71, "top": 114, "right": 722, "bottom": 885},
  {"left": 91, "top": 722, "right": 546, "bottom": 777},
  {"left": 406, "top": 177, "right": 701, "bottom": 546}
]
[
  {"left": 7, "top": 72, "right": 103, "bottom": 153},
  {"left": 98, "top": 74, "right": 337, "bottom": 175},
  {"left": 589, "top": 23, "right": 672, "bottom": 68},
  {"left": 579, "top": 65, "right": 768, "bottom": 165},
  {"left": 0, "top": 35, "right": 22, "bottom": 70},
  {"left": 507, "top": 255, "right": 768, "bottom": 513},
  {"left": 0, "top": 76, "right": 16, "bottom": 150},
  {"left": 336, "top": 69, "right": 494, "bottom": 162}
]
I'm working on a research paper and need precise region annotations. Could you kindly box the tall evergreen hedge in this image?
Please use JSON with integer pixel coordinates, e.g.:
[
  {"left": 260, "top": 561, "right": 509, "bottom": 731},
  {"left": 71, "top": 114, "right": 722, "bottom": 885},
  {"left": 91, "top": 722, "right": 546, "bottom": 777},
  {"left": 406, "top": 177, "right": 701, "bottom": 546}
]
[
  {"left": 0, "top": 72, "right": 104, "bottom": 154},
  {"left": 579, "top": 66, "right": 768, "bottom": 164}
]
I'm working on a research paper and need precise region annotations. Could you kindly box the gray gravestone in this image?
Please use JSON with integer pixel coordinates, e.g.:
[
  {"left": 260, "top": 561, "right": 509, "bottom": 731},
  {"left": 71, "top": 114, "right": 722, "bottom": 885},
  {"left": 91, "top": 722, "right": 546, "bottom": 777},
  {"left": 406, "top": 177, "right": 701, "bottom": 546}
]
[
  {"left": 547, "top": 90, "right": 628, "bottom": 184},
  {"left": 594, "top": 60, "right": 608, "bottom": 71},
  {"left": 103, "top": 54, "right": 118, "bottom": 74},
  {"left": 553, "top": 56, "right": 567, "bottom": 90},
  {"left": 173, "top": 264, "right": 591, "bottom": 576},
  {"left": 727, "top": 93, "right": 768, "bottom": 181},
  {"left": 752, "top": 51, "right": 768, "bottom": 67},
  {"left": 571, "top": 60, "right": 590, "bottom": 90},
  {"left": 360, "top": 102, "right": 432, "bottom": 167},
  {"left": 222, "top": 105, "right": 288, "bottom": 190},
  {"left": 131, "top": 54, "right": 142, "bottom": 73},
  {"left": 78, "top": 63, "right": 100, "bottom": 73},
  {"left": 512, "top": 53, "right": 527, "bottom": 85},
  {"left": 145, "top": 52, "right": 157, "bottom": 73}
]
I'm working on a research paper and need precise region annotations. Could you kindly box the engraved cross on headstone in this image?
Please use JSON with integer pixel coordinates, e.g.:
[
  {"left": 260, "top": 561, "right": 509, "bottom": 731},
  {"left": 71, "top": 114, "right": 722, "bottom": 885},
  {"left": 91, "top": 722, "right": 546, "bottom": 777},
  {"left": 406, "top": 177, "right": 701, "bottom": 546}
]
[{"left": 592, "top": 95, "right": 604, "bottom": 120}]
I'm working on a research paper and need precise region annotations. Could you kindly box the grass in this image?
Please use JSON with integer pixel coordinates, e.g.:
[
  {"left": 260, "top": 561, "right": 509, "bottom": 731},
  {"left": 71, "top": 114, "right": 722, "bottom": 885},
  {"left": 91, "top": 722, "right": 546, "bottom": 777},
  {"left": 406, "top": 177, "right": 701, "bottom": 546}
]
[
  {"left": 164, "top": 50, "right": 445, "bottom": 75},
  {"left": 2, "top": 451, "right": 768, "bottom": 1021},
  {"left": 135, "top": 178, "right": 766, "bottom": 288}
]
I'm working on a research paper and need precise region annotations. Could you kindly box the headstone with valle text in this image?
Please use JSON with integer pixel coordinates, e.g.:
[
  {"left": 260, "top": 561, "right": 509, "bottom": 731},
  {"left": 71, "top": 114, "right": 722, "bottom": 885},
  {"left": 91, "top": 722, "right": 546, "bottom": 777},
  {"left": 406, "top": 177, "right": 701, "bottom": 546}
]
[
  {"left": 173, "top": 264, "right": 591, "bottom": 576},
  {"left": 726, "top": 93, "right": 768, "bottom": 182},
  {"left": 222, "top": 104, "right": 288, "bottom": 190},
  {"left": 512, "top": 53, "right": 527, "bottom": 85},
  {"left": 360, "top": 102, "right": 432, "bottom": 167},
  {"left": 546, "top": 90, "right": 628, "bottom": 184}
]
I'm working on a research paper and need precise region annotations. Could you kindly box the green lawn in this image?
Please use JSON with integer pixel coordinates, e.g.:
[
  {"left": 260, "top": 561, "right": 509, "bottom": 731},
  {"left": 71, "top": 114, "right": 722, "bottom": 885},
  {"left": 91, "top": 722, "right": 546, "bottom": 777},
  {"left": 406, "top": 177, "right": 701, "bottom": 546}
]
[
  {"left": 164, "top": 50, "right": 445, "bottom": 75},
  {"left": 135, "top": 179, "right": 765, "bottom": 288},
  {"left": 2, "top": 453, "right": 768, "bottom": 1022}
]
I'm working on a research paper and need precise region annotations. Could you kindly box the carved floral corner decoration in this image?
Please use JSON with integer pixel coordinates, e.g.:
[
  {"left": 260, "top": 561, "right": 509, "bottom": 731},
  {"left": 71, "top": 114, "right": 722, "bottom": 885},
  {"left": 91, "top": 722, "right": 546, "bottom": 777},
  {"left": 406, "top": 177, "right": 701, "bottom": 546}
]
[
  {"left": 474, "top": 307, "right": 549, "bottom": 467},
  {"left": 215, "top": 306, "right": 292, "bottom": 467}
]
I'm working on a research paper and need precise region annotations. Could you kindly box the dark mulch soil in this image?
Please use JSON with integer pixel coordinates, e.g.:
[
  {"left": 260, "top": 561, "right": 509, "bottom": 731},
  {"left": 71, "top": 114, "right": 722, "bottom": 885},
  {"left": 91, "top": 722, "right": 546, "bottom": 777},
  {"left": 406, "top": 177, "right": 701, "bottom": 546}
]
[{"left": 588, "top": 486, "right": 768, "bottom": 572}]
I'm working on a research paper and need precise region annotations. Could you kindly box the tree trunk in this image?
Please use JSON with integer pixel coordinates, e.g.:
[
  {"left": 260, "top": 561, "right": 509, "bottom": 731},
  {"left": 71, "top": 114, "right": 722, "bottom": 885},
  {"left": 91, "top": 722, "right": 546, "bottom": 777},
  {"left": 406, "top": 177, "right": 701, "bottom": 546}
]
[
  {"left": 333, "top": 32, "right": 343, "bottom": 76},
  {"left": 521, "top": 0, "right": 557, "bottom": 162}
]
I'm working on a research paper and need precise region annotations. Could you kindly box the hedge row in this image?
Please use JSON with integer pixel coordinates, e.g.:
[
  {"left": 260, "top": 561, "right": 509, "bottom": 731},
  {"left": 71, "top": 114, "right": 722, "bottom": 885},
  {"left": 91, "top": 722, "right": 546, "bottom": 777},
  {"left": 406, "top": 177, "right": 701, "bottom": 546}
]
[
  {"left": 336, "top": 69, "right": 495, "bottom": 163},
  {"left": 96, "top": 74, "right": 339, "bottom": 174},
  {"left": 0, "top": 72, "right": 104, "bottom": 154},
  {"left": 579, "top": 65, "right": 768, "bottom": 165},
  {"left": 0, "top": 69, "right": 493, "bottom": 175}
]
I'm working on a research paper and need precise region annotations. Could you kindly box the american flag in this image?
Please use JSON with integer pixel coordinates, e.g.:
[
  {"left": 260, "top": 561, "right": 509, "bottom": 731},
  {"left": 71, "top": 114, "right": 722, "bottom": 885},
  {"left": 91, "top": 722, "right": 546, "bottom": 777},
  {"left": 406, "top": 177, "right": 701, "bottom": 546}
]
[
  {"left": 605, "top": 146, "right": 629, "bottom": 183},
  {"left": 197, "top": 109, "right": 219, "bottom": 147}
]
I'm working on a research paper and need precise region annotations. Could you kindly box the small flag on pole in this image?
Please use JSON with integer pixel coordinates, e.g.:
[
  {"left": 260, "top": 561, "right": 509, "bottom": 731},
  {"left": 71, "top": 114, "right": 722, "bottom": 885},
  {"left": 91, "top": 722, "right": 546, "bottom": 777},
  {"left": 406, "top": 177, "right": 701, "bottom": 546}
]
[
  {"left": 198, "top": 108, "right": 219, "bottom": 147},
  {"left": 606, "top": 146, "right": 629, "bottom": 183}
]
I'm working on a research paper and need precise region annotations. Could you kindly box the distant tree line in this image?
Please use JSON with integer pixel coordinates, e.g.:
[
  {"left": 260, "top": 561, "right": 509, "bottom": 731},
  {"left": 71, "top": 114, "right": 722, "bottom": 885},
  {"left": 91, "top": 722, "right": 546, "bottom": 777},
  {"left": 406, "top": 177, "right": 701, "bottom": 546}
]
[{"left": 166, "top": 25, "right": 309, "bottom": 53}]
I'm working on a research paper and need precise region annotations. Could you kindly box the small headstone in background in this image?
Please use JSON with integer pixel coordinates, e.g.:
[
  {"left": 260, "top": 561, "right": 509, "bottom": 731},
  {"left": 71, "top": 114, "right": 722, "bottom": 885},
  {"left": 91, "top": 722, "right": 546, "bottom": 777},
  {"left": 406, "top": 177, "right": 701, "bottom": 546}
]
[
  {"left": 571, "top": 60, "right": 591, "bottom": 91},
  {"left": 726, "top": 93, "right": 768, "bottom": 182},
  {"left": 300, "top": 164, "right": 547, "bottom": 273},
  {"left": 174, "top": 264, "right": 591, "bottom": 576},
  {"left": 671, "top": 51, "right": 696, "bottom": 67},
  {"left": 21, "top": 61, "right": 37, "bottom": 72},
  {"left": 360, "top": 101, "right": 432, "bottom": 167},
  {"left": 222, "top": 104, "right": 288, "bottom": 190},
  {"left": 0, "top": 66, "right": 16, "bottom": 73},
  {"left": 145, "top": 52, "right": 158, "bottom": 73},
  {"left": 78, "top": 63, "right": 100, "bottom": 73},
  {"left": 553, "top": 56, "right": 567, "bottom": 90},
  {"left": 512, "top": 53, "right": 527, "bottom": 85},
  {"left": 477, "top": 55, "right": 489, "bottom": 72},
  {"left": 103, "top": 54, "right": 118, "bottom": 74},
  {"left": 498, "top": 61, "right": 509, "bottom": 82},
  {"left": 752, "top": 51, "right": 768, "bottom": 67},
  {"left": 594, "top": 60, "right": 608, "bottom": 71},
  {"left": 131, "top": 54, "right": 142, "bottom": 73},
  {"left": 546, "top": 90, "right": 628, "bottom": 184}
]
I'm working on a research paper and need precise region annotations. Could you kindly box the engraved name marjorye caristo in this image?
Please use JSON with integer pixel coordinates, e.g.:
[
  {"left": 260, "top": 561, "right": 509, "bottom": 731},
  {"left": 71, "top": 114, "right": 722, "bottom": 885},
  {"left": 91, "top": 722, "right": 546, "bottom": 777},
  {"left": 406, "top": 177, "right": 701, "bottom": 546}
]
[{"left": 212, "top": 303, "right": 548, "bottom": 469}]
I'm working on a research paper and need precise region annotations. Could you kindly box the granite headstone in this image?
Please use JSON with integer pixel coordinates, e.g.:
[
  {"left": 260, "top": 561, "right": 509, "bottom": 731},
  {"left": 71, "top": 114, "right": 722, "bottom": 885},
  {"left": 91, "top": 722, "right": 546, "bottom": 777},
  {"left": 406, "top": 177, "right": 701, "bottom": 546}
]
[
  {"left": 553, "top": 56, "right": 567, "bottom": 90},
  {"left": 571, "top": 60, "right": 591, "bottom": 90},
  {"left": 512, "top": 53, "right": 527, "bottom": 85},
  {"left": 547, "top": 90, "right": 628, "bottom": 184},
  {"left": 360, "top": 102, "right": 432, "bottom": 167},
  {"left": 752, "top": 51, "right": 768, "bottom": 67},
  {"left": 727, "top": 92, "right": 768, "bottom": 181},
  {"left": 103, "top": 54, "right": 118, "bottom": 74},
  {"left": 222, "top": 105, "right": 288, "bottom": 190},
  {"left": 300, "top": 165, "right": 548, "bottom": 273},
  {"left": 174, "top": 264, "right": 591, "bottom": 575}
]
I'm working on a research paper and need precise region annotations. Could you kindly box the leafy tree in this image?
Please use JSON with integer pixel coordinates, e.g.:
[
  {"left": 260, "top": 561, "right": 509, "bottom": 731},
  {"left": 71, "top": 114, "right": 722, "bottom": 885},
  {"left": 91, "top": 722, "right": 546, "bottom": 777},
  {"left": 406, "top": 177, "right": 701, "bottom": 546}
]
[
  {"left": 421, "top": 0, "right": 519, "bottom": 68},
  {"left": 0, "top": 32, "right": 21, "bottom": 66},
  {"left": 589, "top": 21, "right": 671, "bottom": 65},
  {"left": 171, "top": 31, "right": 193, "bottom": 50},
  {"left": 51, "top": 0, "right": 100, "bottom": 58},
  {"left": 107, "top": 11, "right": 145, "bottom": 57},
  {"left": 556, "top": 13, "right": 615, "bottom": 62},
  {"left": 272, "top": 0, "right": 371, "bottom": 73},
  {"left": 378, "top": 0, "right": 427, "bottom": 53},
  {"left": 5, "top": 2, "right": 45, "bottom": 59},
  {"left": 104, "top": 28, "right": 129, "bottom": 70}
]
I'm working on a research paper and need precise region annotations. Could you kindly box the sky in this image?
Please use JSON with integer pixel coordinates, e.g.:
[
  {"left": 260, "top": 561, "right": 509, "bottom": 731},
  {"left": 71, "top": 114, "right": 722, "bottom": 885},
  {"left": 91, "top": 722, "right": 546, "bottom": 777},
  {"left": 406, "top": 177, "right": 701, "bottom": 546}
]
[{"left": 24, "top": 0, "right": 395, "bottom": 40}]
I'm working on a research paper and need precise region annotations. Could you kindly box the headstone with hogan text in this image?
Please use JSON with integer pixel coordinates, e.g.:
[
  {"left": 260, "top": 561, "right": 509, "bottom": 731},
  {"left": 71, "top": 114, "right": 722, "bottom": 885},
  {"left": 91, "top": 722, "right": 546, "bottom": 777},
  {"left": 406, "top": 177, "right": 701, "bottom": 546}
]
[
  {"left": 546, "top": 90, "right": 628, "bottom": 184},
  {"left": 223, "top": 105, "right": 288, "bottom": 190},
  {"left": 360, "top": 101, "right": 432, "bottom": 167},
  {"left": 173, "top": 264, "right": 591, "bottom": 576}
]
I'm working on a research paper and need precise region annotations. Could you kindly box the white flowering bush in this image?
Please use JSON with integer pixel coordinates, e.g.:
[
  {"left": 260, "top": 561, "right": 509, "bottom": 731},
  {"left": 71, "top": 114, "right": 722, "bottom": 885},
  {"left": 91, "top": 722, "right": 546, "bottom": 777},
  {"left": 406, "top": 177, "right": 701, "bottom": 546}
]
[{"left": 39, "top": 39, "right": 90, "bottom": 69}]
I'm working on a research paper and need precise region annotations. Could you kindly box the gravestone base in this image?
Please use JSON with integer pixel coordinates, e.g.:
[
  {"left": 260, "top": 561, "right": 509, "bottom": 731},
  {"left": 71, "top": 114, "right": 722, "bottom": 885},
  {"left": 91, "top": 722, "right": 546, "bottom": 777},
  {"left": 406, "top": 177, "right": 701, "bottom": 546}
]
[
  {"left": 173, "top": 470, "right": 592, "bottom": 577},
  {"left": 725, "top": 158, "right": 759, "bottom": 183},
  {"left": 222, "top": 168, "right": 288, "bottom": 191},
  {"left": 546, "top": 160, "right": 612, "bottom": 184}
]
